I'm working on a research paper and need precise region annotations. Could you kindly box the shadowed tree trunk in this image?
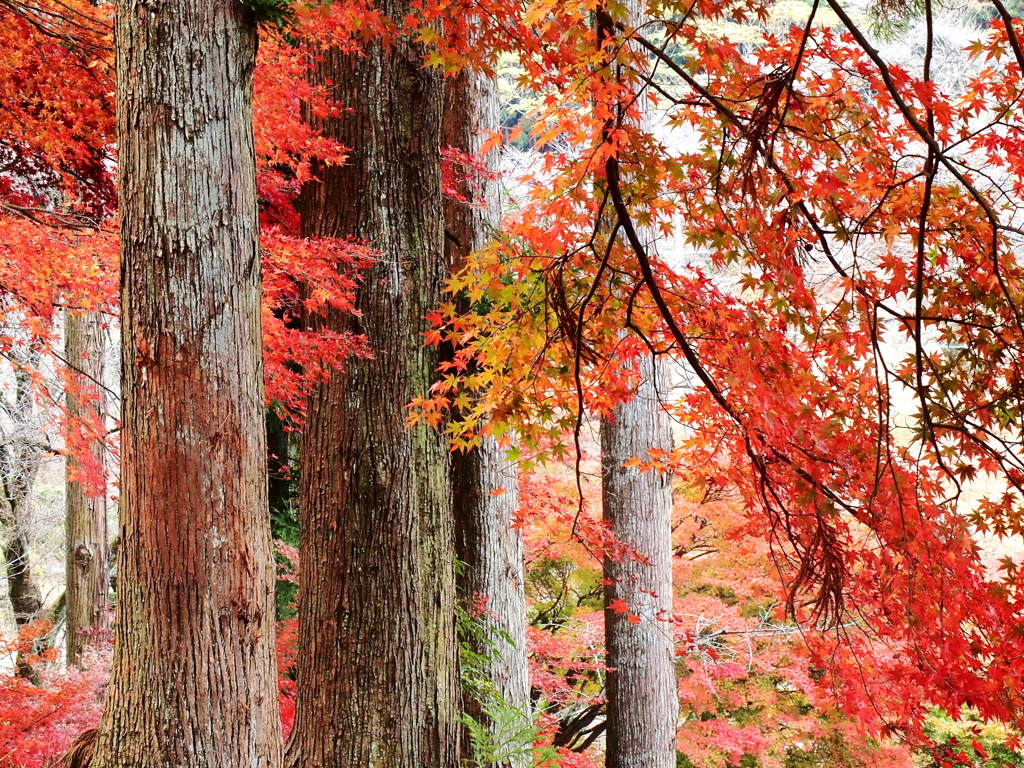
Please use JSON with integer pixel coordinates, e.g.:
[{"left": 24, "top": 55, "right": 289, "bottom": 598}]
[
  {"left": 445, "top": 60, "right": 532, "bottom": 768},
  {"left": 91, "top": 2, "right": 282, "bottom": 766},
  {"left": 601, "top": 353, "right": 678, "bottom": 768},
  {"left": 283, "top": 4, "right": 459, "bottom": 766},
  {"left": 64, "top": 309, "right": 109, "bottom": 668}
]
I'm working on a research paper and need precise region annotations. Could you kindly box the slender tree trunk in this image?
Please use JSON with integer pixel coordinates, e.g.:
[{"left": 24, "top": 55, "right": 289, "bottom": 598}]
[
  {"left": 601, "top": 353, "right": 678, "bottom": 768},
  {"left": 267, "top": 408, "right": 292, "bottom": 521},
  {"left": 1, "top": 359, "right": 44, "bottom": 632},
  {"left": 600, "top": 1, "right": 678, "bottom": 760},
  {"left": 92, "top": 3, "right": 281, "bottom": 766},
  {"left": 64, "top": 310, "right": 109, "bottom": 668},
  {"left": 283, "top": 7, "right": 459, "bottom": 767},
  {"left": 445, "top": 62, "right": 532, "bottom": 768}
]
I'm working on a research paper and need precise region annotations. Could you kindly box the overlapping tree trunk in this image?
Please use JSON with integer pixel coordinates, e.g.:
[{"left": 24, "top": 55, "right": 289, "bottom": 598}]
[
  {"left": 283, "top": 6, "right": 459, "bottom": 766},
  {"left": 64, "top": 309, "right": 109, "bottom": 668},
  {"left": 601, "top": 353, "right": 678, "bottom": 768},
  {"left": 92, "top": 2, "right": 281, "bottom": 765},
  {"left": 1, "top": 359, "right": 43, "bottom": 635},
  {"left": 445, "top": 61, "right": 532, "bottom": 768}
]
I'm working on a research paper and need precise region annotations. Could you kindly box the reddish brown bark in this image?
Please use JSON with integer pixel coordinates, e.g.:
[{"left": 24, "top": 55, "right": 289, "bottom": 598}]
[
  {"left": 92, "top": 2, "right": 281, "bottom": 766},
  {"left": 283, "top": 4, "right": 459, "bottom": 766}
]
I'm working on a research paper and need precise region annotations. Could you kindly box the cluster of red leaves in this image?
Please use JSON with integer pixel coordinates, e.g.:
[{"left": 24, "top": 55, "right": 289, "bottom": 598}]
[
  {"left": 413, "top": 0, "right": 1024, "bottom": 742},
  {"left": 0, "top": 1, "right": 390, "bottom": 486},
  {"left": 517, "top": 451, "right": 921, "bottom": 766},
  {"left": 0, "top": 624, "right": 108, "bottom": 768}
]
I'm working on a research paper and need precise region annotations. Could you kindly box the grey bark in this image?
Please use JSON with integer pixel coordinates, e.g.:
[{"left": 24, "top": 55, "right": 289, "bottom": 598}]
[
  {"left": 601, "top": 358, "right": 678, "bottom": 768},
  {"left": 64, "top": 309, "right": 109, "bottom": 668},
  {"left": 452, "top": 438, "right": 531, "bottom": 766},
  {"left": 283, "top": 6, "right": 459, "bottom": 766},
  {"left": 445, "top": 60, "right": 532, "bottom": 768},
  {"left": 1, "top": 356, "right": 44, "bottom": 633},
  {"left": 92, "top": 2, "right": 282, "bottom": 766},
  {"left": 601, "top": 1, "right": 679, "bottom": 761}
]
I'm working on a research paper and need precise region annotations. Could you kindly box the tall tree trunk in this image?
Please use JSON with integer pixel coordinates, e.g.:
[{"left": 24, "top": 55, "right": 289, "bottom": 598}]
[
  {"left": 92, "top": 3, "right": 281, "bottom": 766},
  {"left": 1, "top": 358, "right": 44, "bottom": 633},
  {"left": 283, "top": 7, "right": 459, "bottom": 767},
  {"left": 601, "top": 353, "right": 678, "bottom": 768},
  {"left": 445, "top": 62, "right": 532, "bottom": 768},
  {"left": 64, "top": 309, "right": 109, "bottom": 668},
  {"left": 600, "top": 0, "right": 678, "bottom": 760}
]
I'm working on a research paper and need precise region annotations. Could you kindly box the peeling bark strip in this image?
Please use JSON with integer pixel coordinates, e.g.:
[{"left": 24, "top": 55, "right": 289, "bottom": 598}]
[
  {"left": 445, "top": 59, "right": 532, "bottom": 768},
  {"left": 93, "top": 3, "right": 282, "bottom": 767},
  {"left": 65, "top": 310, "right": 109, "bottom": 669},
  {"left": 602, "top": 354, "right": 678, "bottom": 768},
  {"left": 283, "top": 3, "right": 459, "bottom": 766}
]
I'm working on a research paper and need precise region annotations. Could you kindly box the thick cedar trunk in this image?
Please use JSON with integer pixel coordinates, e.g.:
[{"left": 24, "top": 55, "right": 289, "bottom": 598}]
[
  {"left": 1, "top": 361, "right": 44, "bottom": 632},
  {"left": 64, "top": 310, "right": 109, "bottom": 668},
  {"left": 445, "top": 62, "right": 531, "bottom": 767},
  {"left": 601, "top": 354, "right": 678, "bottom": 768},
  {"left": 283, "top": 7, "right": 459, "bottom": 767},
  {"left": 92, "top": 3, "right": 282, "bottom": 766}
]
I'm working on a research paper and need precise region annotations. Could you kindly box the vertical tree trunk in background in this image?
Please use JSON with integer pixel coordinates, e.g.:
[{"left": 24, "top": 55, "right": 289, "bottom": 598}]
[
  {"left": 601, "top": 353, "right": 678, "bottom": 768},
  {"left": 92, "top": 2, "right": 281, "bottom": 766},
  {"left": 1, "top": 359, "right": 44, "bottom": 634},
  {"left": 600, "top": 1, "right": 678, "bottom": 761},
  {"left": 64, "top": 310, "right": 109, "bottom": 668},
  {"left": 266, "top": 408, "right": 292, "bottom": 522},
  {"left": 283, "top": 5, "right": 459, "bottom": 766},
  {"left": 445, "top": 64, "right": 532, "bottom": 768}
]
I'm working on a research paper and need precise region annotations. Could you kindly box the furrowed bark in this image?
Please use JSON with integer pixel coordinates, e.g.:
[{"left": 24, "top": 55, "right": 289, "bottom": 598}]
[
  {"left": 600, "top": 1, "right": 679, "bottom": 760},
  {"left": 283, "top": 6, "right": 459, "bottom": 766},
  {"left": 445, "top": 60, "right": 532, "bottom": 768},
  {"left": 601, "top": 353, "right": 678, "bottom": 768},
  {"left": 64, "top": 309, "right": 109, "bottom": 669},
  {"left": 92, "top": 2, "right": 281, "bottom": 765}
]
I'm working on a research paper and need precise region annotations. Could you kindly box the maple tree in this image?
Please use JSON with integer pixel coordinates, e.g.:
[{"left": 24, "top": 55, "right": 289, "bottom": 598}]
[
  {"left": 413, "top": 0, "right": 1024, "bottom": 744},
  {"left": 513, "top": 453, "right": 926, "bottom": 768}
]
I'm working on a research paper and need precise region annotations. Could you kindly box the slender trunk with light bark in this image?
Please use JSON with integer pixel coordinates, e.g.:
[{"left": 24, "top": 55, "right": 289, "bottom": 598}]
[
  {"left": 92, "top": 2, "right": 281, "bottom": 765},
  {"left": 283, "top": 7, "right": 459, "bottom": 766},
  {"left": 1, "top": 359, "right": 43, "bottom": 633},
  {"left": 600, "top": 1, "right": 678, "bottom": 760},
  {"left": 602, "top": 356, "right": 678, "bottom": 768},
  {"left": 64, "top": 309, "right": 109, "bottom": 668},
  {"left": 445, "top": 62, "right": 532, "bottom": 768}
]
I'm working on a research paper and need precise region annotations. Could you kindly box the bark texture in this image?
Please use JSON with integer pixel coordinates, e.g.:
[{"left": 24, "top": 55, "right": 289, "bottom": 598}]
[
  {"left": 283, "top": 8, "right": 459, "bottom": 767},
  {"left": 601, "top": 354, "right": 678, "bottom": 768},
  {"left": 601, "top": 1, "right": 679, "bottom": 760},
  {"left": 445, "top": 62, "right": 532, "bottom": 768},
  {"left": 64, "top": 310, "right": 109, "bottom": 668},
  {"left": 93, "top": 3, "right": 281, "bottom": 766},
  {"left": 1, "top": 358, "right": 44, "bottom": 632}
]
